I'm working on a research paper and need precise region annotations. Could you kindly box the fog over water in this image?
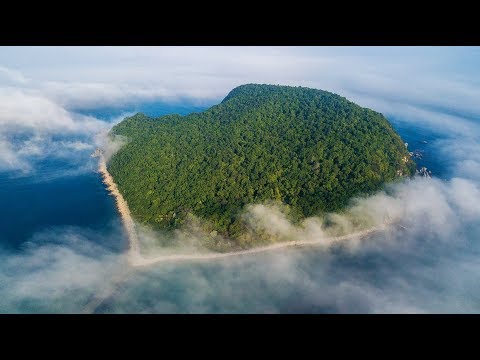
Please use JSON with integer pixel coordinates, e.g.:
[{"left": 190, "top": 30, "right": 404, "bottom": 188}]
[{"left": 0, "top": 47, "right": 479, "bottom": 313}]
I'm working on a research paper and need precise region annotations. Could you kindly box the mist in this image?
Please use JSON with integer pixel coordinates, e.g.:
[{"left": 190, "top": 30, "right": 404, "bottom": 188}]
[
  {"left": 92, "top": 97, "right": 480, "bottom": 312},
  {"left": 104, "top": 177, "right": 480, "bottom": 313},
  {"left": 2, "top": 128, "right": 479, "bottom": 313},
  {"left": 0, "top": 226, "right": 126, "bottom": 313},
  {"left": 1, "top": 46, "right": 480, "bottom": 313},
  {"left": 1, "top": 47, "right": 479, "bottom": 173}
]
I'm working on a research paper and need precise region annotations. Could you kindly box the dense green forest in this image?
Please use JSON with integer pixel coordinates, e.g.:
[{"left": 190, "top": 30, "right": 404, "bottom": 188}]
[{"left": 108, "top": 84, "right": 415, "bottom": 247}]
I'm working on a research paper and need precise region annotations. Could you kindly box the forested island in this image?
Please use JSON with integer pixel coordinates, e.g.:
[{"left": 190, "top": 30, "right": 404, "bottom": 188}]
[{"left": 108, "top": 84, "right": 415, "bottom": 249}]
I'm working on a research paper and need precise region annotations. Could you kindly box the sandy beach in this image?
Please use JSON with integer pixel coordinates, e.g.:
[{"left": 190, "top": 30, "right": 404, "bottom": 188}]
[{"left": 98, "top": 155, "right": 141, "bottom": 265}]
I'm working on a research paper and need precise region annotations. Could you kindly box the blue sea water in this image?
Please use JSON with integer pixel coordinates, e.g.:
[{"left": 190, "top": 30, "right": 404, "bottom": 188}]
[
  {"left": 72, "top": 99, "right": 212, "bottom": 120},
  {"left": 0, "top": 157, "right": 123, "bottom": 251},
  {"left": 0, "top": 100, "right": 472, "bottom": 313},
  {"left": 387, "top": 116, "right": 449, "bottom": 179},
  {"left": 0, "top": 100, "right": 215, "bottom": 253}
]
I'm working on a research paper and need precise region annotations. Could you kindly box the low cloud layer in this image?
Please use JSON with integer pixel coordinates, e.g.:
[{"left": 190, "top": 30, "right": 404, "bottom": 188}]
[
  {"left": 1, "top": 47, "right": 479, "bottom": 172},
  {"left": 105, "top": 172, "right": 480, "bottom": 313},
  {"left": 1, "top": 47, "right": 480, "bottom": 313},
  {"left": 1, "top": 141, "right": 480, "bottom": 313},
  {"left": 26, "top": 175, "right": 475, "bottom": 314},
  {"left": 0, "top": 227, "right": 126, "bottom": 313},
  {"left": 0, "top": 88, "right": 111, "bottom": 173}
]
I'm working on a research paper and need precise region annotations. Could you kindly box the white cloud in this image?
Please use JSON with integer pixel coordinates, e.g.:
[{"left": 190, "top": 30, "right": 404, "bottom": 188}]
[
  {"left": 0, "top": 88, "right": 106, "bottom": 134},
  {"left": 1, "top": 47, "right": 479, "bottom": 147},
  {"left": 0, "top": 65, "right": 29, "bottom": 85},
  {"left": 2, "top": 47, "right": 480, "bottom": 134},
  {"left": 0, "top": 138, "right": 30, "bottom": 171},
  {"left": 0, "top": 227, "right": 125, "bottom": 313},
  {"left": 0, "top": 87, "right": 109, "bottom": 172},
  {"left": 100, "top": 162, "right": 480, "bottom": 313},
  {"left": 0, "top": 47, "right": 480, "bottom": 312},
  {"left": 61, "top": 141, "right": 94, "bottom": 151}
]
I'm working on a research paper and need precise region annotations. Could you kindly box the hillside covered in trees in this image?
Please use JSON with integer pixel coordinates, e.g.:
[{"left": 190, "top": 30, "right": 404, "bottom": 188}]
[{"left": 108, "top": 84, "right": 415, "bottom": 247}]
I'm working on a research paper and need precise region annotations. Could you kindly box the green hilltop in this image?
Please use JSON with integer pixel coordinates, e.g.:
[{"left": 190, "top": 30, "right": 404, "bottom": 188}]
[{"left": 108, "top": 84, "right": 415, "bottom": 247}]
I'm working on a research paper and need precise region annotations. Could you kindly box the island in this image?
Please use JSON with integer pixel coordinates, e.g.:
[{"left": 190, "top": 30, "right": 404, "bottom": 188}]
[{"left": 106, "top": 84, "right": 416, "bottom": 251}]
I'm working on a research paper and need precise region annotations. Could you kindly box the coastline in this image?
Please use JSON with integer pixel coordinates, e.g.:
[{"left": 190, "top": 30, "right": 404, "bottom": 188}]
[
  {"left": 88, "top": 153, "right": 394, "bottom": 313},
  {"left": 98, "top": 154, "right": 390, "bottom": 268},
  {"left": 132, "top": 224, "right": 387, "bottom": 267},
  {"left": 98, "top": 155, "right": 141, "bottom": 265}
]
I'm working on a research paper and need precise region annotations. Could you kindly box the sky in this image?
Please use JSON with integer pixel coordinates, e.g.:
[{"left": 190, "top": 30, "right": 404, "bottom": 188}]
[
  {"left": 1, "top": 46, "right": 480, "bottom": 173},
  {"left": 1, "top": 47, "right": 480, "bottom": 313},
  {"left": 1, "top": 47, "right": 480, "bottom": 172}
]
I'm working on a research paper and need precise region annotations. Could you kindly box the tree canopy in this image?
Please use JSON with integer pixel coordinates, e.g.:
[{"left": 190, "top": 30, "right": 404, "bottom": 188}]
[{"left": 108, "top": 84, "right": 415, "bottom": 245}]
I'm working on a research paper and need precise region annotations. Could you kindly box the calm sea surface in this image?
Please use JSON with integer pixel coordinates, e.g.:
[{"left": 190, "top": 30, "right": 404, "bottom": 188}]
[{"left": 0, "top": 101, "right": 210, "bottom": 252}]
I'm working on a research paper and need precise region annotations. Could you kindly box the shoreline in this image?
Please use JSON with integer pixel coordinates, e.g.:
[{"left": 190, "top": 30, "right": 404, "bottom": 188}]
[
  {"left": 89, "top": 155, "right": 393, "bottom": 313},
  {"left": 98, "top": 155, "right": 141, "bottom": 265},
  {"left": 132, "top": 224, "right": 387, "bottom": 267},
  {"left": 98, "top": 154, "right": 389, "bottom": 268}
]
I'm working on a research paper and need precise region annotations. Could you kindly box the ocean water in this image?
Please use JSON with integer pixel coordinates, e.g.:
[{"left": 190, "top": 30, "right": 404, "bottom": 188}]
[
  {"left": 1, "top": 101, "right": 476, "bottom": 313},
  {"left": 0, "top": 101, "right": 213, "bottom": 252},
  {"left": 0, "top": 157, "right": 124, "bottom": 252},
  {"left": 387, "top": 116, "right": 449, "bottom": 179}
]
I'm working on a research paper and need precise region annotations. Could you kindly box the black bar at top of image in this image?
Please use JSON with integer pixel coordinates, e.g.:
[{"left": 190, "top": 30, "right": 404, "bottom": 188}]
[
  {"left": 2, "top": 1, "right": 479, "bottom": 45},
  {"left": 1, "top": 5, "right": 480, "bottom": 46}
]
